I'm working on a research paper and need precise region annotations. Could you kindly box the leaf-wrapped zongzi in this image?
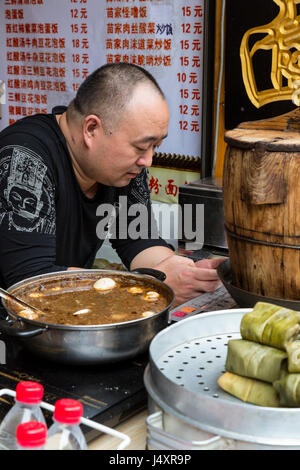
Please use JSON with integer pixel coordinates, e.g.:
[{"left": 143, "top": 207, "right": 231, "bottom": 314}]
[
  {"left": 240, "top": 302, "right": 300, "bottom": 350},
  {"left": 218, "top": 372, "right": 279, "bottom": 407},
  {"left": 225, "top": 339, "right": 287, "bottom": 383},
  {"left": 286, "top": 341, "right": 300, "bottom": 373},
  {"left": 273, "top": 374, "right": 300, "bottom": 407}
]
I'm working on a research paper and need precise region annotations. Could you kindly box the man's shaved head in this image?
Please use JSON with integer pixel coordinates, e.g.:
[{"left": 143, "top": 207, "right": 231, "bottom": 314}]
[{"left": 67, "top": 63, "right": 165, "bottom": 133}]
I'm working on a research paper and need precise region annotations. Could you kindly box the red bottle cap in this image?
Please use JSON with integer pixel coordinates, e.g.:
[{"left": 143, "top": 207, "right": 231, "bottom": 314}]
[
  {"left": 16, "top": 421, "right": 47, "bottom": 448},
  {"left": 16, "top": 381, "right": 44, "bottom": 404},
  {"left": 54, "top": 399, "right": 83, "bottom": 424}
]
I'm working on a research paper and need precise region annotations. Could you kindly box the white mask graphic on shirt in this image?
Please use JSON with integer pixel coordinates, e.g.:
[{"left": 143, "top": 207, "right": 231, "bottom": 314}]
[{"left": 0, "top": 145, "right": 55, "bottom": 234}]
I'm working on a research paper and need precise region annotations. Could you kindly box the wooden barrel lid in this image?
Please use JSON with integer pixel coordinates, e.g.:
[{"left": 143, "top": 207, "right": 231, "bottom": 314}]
[
  {"left": 225, "top": 108, "right": 300, "bottom": 151},
  {"left": 225, "top": 128, "right": 300, "bottom": 151}
]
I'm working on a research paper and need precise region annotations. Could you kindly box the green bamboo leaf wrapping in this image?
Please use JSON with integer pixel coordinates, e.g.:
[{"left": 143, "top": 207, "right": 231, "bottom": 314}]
[
  {"left": 218, "top": 372, "right": 279, "bottom": 407},
  {"left": 226, "top": 339, "right": 287, "bottom": 383},
  {"left": 286, "top": 341, "right": 300, "bottom": 373},
  {"left": 273, "top": 374, "right": 300, "bottom": 407},
  {"left": 240, "top": 302, "right": 300, "bottom": 350}
]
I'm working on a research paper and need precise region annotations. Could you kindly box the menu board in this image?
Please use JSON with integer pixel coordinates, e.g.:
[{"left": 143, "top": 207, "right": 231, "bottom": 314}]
[{"left": 0, "top": 0, "right": 205, "bottom": 159}]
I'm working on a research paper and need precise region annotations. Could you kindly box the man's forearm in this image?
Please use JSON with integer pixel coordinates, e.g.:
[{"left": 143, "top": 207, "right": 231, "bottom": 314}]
[{"left": 130, "top": 246, "right": 175, "bottom": 270}]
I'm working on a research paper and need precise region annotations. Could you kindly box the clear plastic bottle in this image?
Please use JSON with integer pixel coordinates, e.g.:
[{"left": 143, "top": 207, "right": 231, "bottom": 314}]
[
  {"left": 45, "top": 399, "right": 88, "bottom": 450},
  {"left": 16, "top": 421, "right": 47, "bottom": 450},
  {"left": 0, "top": 381, "right": 46, "bottom": 450}
]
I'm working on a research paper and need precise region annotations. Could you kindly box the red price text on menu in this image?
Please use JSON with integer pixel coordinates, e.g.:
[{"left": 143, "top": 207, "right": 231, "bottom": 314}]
[
  {"left": 69, "top": 0, "right": 90, "bottom": 92},
  {"left": 105, "top": 0, "right": 170, "bottom": 67},
  {"left": 4, "top": 0, "right": 92, "bottom": 125},
  {"left": 178, "top": 4, "right": 203, "bottom": 134},
  {"left": 5, "top": 0, "right": 59, "bottom": 124}
]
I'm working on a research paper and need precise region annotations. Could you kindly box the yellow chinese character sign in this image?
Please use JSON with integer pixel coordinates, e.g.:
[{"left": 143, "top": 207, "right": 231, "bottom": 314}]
[{"left": 240, "top": 0, "right": 300, "bottom": 107}]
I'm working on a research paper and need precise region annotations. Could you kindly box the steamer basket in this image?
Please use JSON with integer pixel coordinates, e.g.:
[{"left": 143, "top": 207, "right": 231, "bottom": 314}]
[{"left": 144, "top": 309, "right": 300, "bottom": 449}]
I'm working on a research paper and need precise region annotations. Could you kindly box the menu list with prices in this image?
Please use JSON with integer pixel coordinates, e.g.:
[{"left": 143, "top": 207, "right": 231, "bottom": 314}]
[{"left": 1, "top": 0, "right": 205, "bottom": 159}]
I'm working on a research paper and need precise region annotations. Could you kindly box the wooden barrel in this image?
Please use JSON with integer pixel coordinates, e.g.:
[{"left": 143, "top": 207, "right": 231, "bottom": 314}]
[{"left": 223, "top": 120, "right": 300, "bottom": 301}]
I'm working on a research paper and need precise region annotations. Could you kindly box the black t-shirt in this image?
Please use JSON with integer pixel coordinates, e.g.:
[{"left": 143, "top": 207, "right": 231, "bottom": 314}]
[{"left": 0, "top": 107, "right": 168, "bottom": 288}]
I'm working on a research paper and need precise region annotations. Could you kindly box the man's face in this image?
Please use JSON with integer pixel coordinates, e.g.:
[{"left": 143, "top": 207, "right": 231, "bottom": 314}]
[{"left": 83, "top": 84, "right": 169, "bottom": 187}]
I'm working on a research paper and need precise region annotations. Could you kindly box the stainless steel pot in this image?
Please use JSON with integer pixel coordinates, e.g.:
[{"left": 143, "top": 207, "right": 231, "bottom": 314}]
[{"left": 0, "top": 268, "right": 174, "bottom": 365}]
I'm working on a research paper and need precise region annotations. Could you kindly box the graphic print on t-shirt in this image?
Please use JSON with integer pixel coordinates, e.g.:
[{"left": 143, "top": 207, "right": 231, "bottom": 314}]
[{"left": 0, "top": 145, "right": 56, "bottom": 234}]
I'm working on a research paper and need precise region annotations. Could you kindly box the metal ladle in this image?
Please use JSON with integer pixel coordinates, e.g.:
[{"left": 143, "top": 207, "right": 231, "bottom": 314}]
[{"left": 0, "top": 287, "right": 44, "bottom": 316}]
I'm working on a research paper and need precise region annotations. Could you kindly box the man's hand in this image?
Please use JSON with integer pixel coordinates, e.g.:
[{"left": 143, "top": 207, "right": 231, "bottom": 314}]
[
  {"left": 130, "top": 246, "right": 226, "bottom": 307},
  {"left": 154, "top": 255, "right": 226, "bottom": 307}
]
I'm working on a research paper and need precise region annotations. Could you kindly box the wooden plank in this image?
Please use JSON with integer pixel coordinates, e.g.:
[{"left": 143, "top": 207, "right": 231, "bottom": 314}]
[{"left": 213, "top": 0, "right": 227, "bottom": 181}]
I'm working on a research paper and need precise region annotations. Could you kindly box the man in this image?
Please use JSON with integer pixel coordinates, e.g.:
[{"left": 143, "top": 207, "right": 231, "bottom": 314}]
[{"left": 0, "top": 63, "right": 223, "bottom": 307}]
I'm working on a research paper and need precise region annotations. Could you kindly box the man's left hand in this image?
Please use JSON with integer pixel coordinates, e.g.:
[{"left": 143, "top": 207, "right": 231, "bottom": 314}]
[{"left": 153, "top": 254, "right": 226, "bottom": 307}]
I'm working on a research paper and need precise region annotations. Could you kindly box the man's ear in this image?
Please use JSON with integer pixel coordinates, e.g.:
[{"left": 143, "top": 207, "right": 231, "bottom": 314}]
[{"left": 82, "top": 114, "right": 103, "bottom": 147}]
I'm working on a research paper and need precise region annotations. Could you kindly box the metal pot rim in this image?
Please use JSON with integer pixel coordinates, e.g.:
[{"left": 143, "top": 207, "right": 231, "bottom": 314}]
[{"left": 4, "top": 269, "right": 174, "bottom": 331}]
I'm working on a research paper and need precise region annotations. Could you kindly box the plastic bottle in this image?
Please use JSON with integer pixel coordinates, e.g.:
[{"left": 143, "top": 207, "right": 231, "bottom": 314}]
[
  {"left": 16, "top": 421, "right": 47, "bottom": 450},
  {"left": 45, "top": 399, "right": 88, "bottom": 450},
  {"left": 0, "top": 381, "right": 46, "bottom": 450}
]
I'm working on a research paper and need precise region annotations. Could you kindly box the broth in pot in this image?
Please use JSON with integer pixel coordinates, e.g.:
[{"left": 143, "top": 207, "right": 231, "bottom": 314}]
[{"left": 9, "top": 274, "right": 169, "bottom": 326}]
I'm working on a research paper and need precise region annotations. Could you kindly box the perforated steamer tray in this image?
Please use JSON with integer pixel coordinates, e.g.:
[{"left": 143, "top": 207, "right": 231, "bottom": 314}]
[{"left": 144, "top": 309, "right": 300, "bottom": 447}]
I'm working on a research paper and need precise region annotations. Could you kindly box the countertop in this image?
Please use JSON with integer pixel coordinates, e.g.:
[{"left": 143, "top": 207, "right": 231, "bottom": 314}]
[{"left": 88, "top": 409, "right": 148, "bottom": 450}]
